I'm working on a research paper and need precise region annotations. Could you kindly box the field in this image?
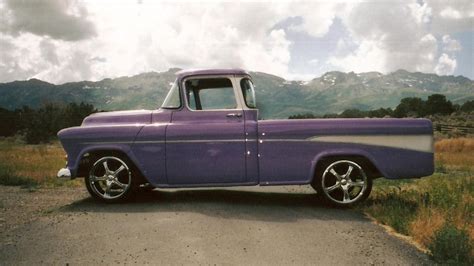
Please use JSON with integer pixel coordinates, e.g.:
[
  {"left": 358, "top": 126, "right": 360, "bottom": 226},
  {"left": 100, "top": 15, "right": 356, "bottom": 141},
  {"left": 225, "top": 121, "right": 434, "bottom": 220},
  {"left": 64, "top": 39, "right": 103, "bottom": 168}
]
[
  {"left": 0, "top": 138, "right": 80, "bottom": 188},
  {"left": 0, "top": 136, "right": 472, "bottom": 263}
]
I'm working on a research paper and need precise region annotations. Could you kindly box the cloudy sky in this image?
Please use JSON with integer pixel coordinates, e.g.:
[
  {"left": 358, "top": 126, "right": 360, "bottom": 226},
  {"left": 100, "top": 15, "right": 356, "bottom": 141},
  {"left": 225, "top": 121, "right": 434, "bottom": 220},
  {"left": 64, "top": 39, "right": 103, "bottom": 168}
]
[{"left": 0, "top": 0, "right": 472, "bottom": 84}]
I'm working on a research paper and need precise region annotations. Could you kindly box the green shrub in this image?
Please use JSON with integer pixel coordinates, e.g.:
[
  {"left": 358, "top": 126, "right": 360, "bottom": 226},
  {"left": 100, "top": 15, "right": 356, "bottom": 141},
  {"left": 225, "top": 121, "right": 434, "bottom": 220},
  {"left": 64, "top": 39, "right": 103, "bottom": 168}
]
[{"left": 429, "top": 223, "right": 473, "bottom": 265}]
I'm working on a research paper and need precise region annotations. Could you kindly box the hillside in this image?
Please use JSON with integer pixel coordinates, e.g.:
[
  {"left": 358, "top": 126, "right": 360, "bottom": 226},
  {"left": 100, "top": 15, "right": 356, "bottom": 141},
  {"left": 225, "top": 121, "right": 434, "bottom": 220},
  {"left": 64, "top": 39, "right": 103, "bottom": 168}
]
[{"left": 0, "top": 69, "right": 472, "bottom": 119}]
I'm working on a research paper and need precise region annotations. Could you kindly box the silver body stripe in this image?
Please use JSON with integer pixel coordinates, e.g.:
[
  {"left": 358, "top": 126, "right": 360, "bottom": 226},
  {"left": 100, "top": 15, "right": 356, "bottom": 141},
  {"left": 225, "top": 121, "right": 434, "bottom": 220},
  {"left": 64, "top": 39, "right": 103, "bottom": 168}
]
[{"left": 307, "top": 135, "right": 433, "bottom": 153}]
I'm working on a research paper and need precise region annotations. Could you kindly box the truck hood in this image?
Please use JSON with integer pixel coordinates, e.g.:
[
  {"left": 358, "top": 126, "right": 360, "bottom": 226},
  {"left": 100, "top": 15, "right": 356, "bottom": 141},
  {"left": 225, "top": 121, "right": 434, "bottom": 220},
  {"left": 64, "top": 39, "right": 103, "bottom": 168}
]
[{"left": 81, "top": 110, "right": 153, "bottom": 126}]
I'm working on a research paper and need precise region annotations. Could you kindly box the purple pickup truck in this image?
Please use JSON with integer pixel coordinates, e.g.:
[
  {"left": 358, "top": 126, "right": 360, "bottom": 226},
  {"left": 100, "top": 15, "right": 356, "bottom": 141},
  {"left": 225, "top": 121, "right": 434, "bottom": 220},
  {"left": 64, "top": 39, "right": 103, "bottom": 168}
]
[{"left": 57, "top": 69, "right": 434, "bottom": 206}]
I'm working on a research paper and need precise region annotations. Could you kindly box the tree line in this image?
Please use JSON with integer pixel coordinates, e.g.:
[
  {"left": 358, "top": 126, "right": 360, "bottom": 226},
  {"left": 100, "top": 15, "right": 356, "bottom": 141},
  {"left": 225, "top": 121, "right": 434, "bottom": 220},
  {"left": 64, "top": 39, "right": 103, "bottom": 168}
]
[
  {"left": 0, "top": 102, "right": 96, "bottom": 144},
  {"left": 289, "top": 94, "right": 474, "bottom": 119}
]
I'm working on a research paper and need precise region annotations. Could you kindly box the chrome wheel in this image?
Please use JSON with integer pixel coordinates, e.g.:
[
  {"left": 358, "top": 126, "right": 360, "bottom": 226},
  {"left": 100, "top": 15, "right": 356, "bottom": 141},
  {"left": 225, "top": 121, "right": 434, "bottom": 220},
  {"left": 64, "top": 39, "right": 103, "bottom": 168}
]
[
  {"left": 88, "top": 156, "right": 132, "bottom": 200},
  {"left": 321, "top": 160, "right": 368, "bottom": 205}
]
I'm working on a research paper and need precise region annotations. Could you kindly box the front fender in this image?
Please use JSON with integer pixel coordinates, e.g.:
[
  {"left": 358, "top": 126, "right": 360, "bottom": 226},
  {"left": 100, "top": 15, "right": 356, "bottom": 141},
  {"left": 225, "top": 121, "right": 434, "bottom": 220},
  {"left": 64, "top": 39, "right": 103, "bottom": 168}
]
[
  {"left": 67, "top": 144, "right": 144, "bottom": 178},
  {"left": 58, "top": 124, "right": 146, "bottom": 178}
]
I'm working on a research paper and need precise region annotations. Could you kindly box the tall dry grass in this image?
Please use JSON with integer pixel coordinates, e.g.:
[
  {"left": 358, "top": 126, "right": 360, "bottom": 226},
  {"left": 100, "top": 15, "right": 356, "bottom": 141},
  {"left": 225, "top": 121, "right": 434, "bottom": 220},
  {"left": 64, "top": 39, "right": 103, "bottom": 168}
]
[
  {"left": 435, "top": 138, "right": 474, "bottom": 152},
  {"left": 435, "top": 138, "right": 474, "bottom": 171},
  {"left": 0, "top": 138, "right": 80, "bottom": 187}
]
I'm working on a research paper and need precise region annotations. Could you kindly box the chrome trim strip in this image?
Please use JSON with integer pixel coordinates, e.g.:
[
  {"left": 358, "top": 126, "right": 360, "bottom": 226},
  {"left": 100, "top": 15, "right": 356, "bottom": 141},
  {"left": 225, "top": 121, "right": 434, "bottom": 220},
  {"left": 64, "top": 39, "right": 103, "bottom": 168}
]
[
  {"left": 82, "top": 139, "right": 253, "bottom": 145},
  {"left": 166, "top": 139, "right": 244, "bottom": 144},
  {"left": 264, "top": 139, "right": 308, "bottom": 142},
  {"left": 82, "top": 141, "right": 136, "bottom": 144},
  {"left": 131, "top": 140, "right": 164, "bottom": 144}
]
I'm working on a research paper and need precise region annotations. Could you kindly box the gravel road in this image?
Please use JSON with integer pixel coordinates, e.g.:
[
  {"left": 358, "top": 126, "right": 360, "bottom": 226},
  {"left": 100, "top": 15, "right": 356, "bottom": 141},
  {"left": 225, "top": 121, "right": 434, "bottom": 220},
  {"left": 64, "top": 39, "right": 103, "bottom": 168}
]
[{"left": 0, "top": 185, "right": 430, "bottom": 265}]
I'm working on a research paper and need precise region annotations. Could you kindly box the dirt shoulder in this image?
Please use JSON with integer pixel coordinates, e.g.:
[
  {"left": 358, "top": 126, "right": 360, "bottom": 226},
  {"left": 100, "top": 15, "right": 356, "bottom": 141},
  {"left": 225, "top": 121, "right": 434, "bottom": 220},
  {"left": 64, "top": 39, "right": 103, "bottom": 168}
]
[{"left": 0, "top": 185, "right": 88, "bottom": 235}]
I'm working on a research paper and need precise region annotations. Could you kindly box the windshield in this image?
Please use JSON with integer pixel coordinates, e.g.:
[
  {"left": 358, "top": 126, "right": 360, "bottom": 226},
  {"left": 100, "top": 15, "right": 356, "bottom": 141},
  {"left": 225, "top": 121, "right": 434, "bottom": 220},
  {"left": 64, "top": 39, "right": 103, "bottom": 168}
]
[{"left": 161, "top": 80, "right": 181, "bottom": 109}]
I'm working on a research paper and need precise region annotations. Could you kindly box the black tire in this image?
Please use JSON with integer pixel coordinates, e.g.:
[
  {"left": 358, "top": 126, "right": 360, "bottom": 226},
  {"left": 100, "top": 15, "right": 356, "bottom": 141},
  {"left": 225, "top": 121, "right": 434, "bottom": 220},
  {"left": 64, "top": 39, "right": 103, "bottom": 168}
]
[
  {"left": 311, "top": 158, "right": 373, "bottom": 207},
  {"left": 85, "top": 155, "right": 138, "bottom": 203}
]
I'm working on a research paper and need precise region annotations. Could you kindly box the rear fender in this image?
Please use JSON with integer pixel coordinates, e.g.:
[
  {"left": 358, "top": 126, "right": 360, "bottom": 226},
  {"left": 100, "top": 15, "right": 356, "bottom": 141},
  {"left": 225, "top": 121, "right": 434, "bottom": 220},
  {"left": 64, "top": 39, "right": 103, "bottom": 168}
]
[{"left": 309, "top": 149, "right": 386, "bottom": 182}]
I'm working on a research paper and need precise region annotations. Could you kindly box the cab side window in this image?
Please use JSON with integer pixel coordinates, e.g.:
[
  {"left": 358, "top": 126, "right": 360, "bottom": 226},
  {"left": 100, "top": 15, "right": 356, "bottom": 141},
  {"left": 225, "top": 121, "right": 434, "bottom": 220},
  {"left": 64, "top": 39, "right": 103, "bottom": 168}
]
[{"left": 185, "top": 78, "right": 237, "bottom": 110}]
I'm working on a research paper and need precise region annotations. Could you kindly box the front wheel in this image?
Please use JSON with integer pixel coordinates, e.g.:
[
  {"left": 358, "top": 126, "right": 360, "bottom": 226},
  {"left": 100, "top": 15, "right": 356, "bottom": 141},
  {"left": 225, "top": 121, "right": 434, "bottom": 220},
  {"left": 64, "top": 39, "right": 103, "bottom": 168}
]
[
  {"left": 85, "top": 156, "right": 137, "bottom": 203},
  {"left": 312, "top": 159, "right": 372, "bottom": 207}
]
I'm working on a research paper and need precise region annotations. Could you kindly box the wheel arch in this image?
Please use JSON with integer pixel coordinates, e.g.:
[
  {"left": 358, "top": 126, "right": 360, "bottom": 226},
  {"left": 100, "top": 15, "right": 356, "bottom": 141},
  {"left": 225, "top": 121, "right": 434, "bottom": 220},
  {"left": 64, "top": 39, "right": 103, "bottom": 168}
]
[
  {"left": 74, "top": 146, "right": 147, "bottom": 184},
  {"left": 309, "top": 149, "right": 385, "bottom": 183}
]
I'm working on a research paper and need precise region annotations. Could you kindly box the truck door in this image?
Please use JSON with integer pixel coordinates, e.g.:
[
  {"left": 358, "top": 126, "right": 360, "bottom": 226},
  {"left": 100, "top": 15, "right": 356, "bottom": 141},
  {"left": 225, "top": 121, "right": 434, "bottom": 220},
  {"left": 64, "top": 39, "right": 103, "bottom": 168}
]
[
  {"left": 166, "top": 76, "right": 248, "bottom": 185},
  {"left": 239, "top": 77, "right": 259, "bottom": 185}
]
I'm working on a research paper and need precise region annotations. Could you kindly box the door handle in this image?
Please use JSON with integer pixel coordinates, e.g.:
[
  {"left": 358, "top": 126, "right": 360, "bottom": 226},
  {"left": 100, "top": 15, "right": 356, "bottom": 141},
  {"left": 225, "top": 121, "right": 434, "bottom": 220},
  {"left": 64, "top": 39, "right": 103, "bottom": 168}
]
[{"left": 226, "top": 113, "right": 242, "bottom": 118}]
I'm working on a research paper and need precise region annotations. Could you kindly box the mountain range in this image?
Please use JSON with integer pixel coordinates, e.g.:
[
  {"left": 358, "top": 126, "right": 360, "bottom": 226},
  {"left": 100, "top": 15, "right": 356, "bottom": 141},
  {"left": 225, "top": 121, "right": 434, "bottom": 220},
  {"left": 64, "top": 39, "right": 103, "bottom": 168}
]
[{"left": 0, "top": 68, "right": 472, "bottom": 119}]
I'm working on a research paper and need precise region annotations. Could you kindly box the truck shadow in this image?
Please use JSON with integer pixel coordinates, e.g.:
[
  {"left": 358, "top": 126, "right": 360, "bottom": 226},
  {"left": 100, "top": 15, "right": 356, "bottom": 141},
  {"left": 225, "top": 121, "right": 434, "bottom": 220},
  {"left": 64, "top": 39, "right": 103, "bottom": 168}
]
[{"left": 60, "top": 188, "right": 368, "bottom": 223}]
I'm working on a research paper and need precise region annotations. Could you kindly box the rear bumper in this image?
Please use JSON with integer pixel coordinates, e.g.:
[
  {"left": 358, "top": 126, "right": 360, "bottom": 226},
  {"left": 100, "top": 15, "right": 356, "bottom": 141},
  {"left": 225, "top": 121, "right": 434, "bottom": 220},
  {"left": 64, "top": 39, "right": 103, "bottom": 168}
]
[{"left": 57, "top": 168, "right": 72, "bottom": 179}]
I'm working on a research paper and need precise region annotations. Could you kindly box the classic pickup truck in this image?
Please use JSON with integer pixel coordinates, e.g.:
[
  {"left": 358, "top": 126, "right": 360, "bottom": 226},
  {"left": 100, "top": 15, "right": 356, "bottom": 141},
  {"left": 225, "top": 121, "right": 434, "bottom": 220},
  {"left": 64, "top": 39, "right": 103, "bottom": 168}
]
[{"left": 57, "top": 69, "right": 434, "bottom": 206}]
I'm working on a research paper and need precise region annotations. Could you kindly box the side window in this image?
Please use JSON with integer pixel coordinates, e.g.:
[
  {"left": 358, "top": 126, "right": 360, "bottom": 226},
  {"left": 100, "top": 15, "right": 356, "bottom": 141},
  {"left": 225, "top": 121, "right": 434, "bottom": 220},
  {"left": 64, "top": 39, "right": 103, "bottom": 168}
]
[
  {"left": 185, "top": 78, "right": 237, "bottom": 110},
  {"left": 240, "top": 78, "right": 257, "bottom": 108},
  {"left": 161, "top": 81, "right": 181, "bottom": 108}
]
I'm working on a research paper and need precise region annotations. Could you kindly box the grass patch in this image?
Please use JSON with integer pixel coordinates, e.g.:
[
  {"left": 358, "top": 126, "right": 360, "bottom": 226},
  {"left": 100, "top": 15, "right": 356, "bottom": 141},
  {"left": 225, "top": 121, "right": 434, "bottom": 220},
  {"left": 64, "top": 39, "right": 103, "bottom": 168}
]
[
  {"left": 0, "top": 163, "right": 37, "bottom": 187},
  {"left": 0, "top": 138, "right": 81, "bottom": 188},
  {"left": 361, "top": 137, "right": 474, "bottom": 264},
  {"left": 364, "top": 188, "right": 419, "bottom": 234}
]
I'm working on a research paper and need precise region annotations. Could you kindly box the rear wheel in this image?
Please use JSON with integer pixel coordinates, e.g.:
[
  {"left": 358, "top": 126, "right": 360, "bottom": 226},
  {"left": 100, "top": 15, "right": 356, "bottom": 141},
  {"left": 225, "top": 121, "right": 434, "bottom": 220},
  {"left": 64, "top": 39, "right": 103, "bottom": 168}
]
[
  {"left": 85, "top": 156, "right": 137, "bottom": 203},
  {"left": 312, "top": 159, "right": 372, "bottom": 207}
]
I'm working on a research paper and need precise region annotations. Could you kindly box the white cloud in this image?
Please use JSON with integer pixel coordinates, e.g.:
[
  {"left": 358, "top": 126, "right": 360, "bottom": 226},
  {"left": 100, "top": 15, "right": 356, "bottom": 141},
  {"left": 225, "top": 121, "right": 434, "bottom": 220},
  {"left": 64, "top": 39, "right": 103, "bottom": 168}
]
[
  {"left": 435, "top": 53, "right": 457, "bottom": 75},
  {"left": 442, "top": 35, "right": 462, "bottom": 52},
  {"left": 0, "top": 1, "right": 295, "bottom": 83},
  {"left": 286, "top": 2, "right": 340, "bottom": 38},
  {"left": 0, "top": 35, "right": 35, "bottom": 81},
  {"left": 0, "top": 0, "right": 96, "bottom": 41},
  {"left": 440, "top": 6, "right": 463, "bottom": 19},
  {"left": 0, "top": 0, "right": 472, "bottom": 83},
  {"left": 308, "top": 58, "right": 319, "bottom": 66},
  {"left": 328, "top": 40, "right": 387, "bottom": 73},
  {"left": 426, "top": 0, "right": 474, "bottom": 33},
  {"left": 328, "top": 0, "right": 438, "bottom": 73},
  {"left": 2, "top": 0, "right": 344, "bottom": 83},
  {"left": 409, "top": 1, "right": 432, "bottom": 24},
  {"left": 39, "top": 39, "right": 59, "bottom": 65}
]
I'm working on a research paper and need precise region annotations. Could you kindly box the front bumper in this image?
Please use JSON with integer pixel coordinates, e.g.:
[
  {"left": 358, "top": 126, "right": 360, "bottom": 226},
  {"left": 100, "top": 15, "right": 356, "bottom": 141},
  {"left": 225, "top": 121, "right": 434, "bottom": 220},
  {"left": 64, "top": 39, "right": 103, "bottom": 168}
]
[{"left": 57, "top": 168, "right": 72, "bottom": 179}]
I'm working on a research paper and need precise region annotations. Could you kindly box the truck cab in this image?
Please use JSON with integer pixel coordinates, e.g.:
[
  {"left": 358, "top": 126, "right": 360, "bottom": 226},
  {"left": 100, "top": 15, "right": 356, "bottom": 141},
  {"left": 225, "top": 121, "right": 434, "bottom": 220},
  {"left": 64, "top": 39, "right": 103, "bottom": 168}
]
[{"left": 158, "top": 69, "right": 259, "bottom": 185}]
